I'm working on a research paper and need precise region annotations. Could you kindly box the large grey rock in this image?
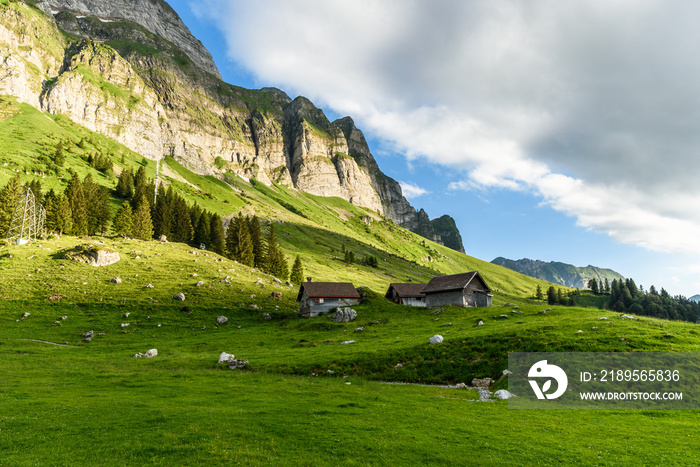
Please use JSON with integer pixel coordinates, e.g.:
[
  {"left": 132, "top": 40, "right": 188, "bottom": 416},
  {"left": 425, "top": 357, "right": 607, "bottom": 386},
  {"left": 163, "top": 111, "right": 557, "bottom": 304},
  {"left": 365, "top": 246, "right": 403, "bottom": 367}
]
[
  {"left": 331, "top": 307, "right": 357, "bottom": 323},
  {"left": 218, "top": 352, "right": 234, "bottom": 364},
  {"left": 227, "top": 359, "right": 248, "bottom": 370},
  {"left": 173, "top": 292, "right": 186, "bottom": 301},
  {"left": 216, "top": 316, "right": 228, "bottom": 325}
]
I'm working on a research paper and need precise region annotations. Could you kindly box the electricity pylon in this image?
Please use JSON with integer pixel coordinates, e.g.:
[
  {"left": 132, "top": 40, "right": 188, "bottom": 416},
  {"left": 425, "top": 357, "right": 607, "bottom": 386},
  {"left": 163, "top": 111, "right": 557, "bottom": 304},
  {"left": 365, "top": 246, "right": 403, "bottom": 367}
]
[{"left": 6, "top": 186, "right": 44, "bottom": 245}]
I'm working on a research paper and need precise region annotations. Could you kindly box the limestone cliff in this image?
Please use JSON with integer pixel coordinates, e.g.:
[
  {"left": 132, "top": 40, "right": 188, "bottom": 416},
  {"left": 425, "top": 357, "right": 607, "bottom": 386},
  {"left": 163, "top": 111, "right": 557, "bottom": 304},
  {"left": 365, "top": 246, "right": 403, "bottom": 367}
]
[
  {"left": 37, "top": 0, "right": 221, "bottom": 78},
  {"left": 0, "top": 0, "right": 465, "bottom": 252}
]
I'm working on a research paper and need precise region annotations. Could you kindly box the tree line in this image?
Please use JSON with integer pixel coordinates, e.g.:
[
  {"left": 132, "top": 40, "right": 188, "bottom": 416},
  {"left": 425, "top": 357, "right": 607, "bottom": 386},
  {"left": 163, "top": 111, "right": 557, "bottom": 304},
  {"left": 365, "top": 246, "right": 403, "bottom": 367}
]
[
  {"left": 588, "top": 277, "right": 700, "bottom": 323},
  {"left": 0, "top": 168, "right": 305, "bottom": 283}
]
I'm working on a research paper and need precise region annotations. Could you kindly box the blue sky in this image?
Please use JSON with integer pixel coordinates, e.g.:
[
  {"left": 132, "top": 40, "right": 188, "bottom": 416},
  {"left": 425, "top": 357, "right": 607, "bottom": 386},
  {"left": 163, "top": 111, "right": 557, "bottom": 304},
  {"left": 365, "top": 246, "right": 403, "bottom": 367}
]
[{"left": 167, "top": 0, "right": 700, "bottom": 297}]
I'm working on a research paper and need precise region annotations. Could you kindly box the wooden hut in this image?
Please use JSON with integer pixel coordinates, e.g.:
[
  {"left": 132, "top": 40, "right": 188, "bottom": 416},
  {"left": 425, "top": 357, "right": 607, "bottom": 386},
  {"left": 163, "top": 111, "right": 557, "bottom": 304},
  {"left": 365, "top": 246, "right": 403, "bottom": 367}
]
[
  {"left": 422, "top": 271, "right": 492, "bottom": 308},
  {"left": 297, "top": 280, "right": 361, "bottom": 317},
  {"left": 384, "top": 283, "right": 427, "bottom": 307}
]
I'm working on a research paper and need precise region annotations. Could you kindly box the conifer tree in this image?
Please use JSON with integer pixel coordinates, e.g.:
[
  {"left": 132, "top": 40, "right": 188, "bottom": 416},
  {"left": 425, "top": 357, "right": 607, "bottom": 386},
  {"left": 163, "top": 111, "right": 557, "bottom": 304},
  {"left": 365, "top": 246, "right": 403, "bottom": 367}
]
[
  {"left": 95, "top": 187, "right": 112, "bottom": 235},
  {"left": 112, "top": 201, "right": 133, "bottom": 236},
  {"left": 290, "top": 255, "right": 304, "bottom": 285},
  {"left": 547, "top": 286, "right": 557, "bottom": 305},
  {"left": 55, "top": 194, "right": 73, "bottom": 235},
  {"left": 226, "top": 213, "right": 254, "bottom": 265},
  {"left": 26, "top": 179, "right": 43, "bottom": 206},
  {"left": 263, "top": 222, "right": 288, "bottom": 280},
  {"left": 82, "top": 173, "right": 101, "bottom": 235},
  {"left": 209, "top": 213, "right": 226, "bottom": 256},
  {"left": 193, "top": 210, "right": 211, "bottom": 248},
  {"left": 131, "top": 195, "right": 153, "bottom": 240},
  {"left": 0, "top": 173, "right": 22, "bottom": 235},
  {"left": 248, "top": 215, "right": 264, "bottom": 268},
  {"left": 116, "top": 167, "right": 134, "bottom": 199},
  {"left": 64, "top": 171, "right": 87, "bottom": 235},
  {"left": 171, "top": 195, "right": 193, "bottom": 243},
  {"left": 152, "top": 185, "right": 171, "bottom": 239},
  {"left": 535, "top": 284, "right": 543, "bottom": 300},
  {"left": 53, "top": 142, "right": 65, "bottom": 167}
]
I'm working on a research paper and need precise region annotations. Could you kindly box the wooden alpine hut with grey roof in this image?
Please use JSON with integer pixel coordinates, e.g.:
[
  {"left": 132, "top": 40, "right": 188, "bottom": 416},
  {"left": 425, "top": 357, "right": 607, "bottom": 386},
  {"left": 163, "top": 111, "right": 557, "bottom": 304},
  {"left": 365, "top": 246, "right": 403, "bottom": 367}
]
[
  {"left": 296, "top": 279, "right": 361, "bottom": 317},
  {"left": 421, "top": 271, "right": 493, "bottom": 308}
]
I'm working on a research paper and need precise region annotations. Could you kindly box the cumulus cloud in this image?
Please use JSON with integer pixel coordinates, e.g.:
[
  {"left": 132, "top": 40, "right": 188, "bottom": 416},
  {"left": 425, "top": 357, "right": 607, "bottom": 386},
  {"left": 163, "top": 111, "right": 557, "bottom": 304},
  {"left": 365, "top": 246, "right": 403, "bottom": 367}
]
[
  {"left": 193, "top": 0, "right": 700, "bottom": 254},
  {"left": 399, "top": 181, "right": 430, "bottom": 199}
]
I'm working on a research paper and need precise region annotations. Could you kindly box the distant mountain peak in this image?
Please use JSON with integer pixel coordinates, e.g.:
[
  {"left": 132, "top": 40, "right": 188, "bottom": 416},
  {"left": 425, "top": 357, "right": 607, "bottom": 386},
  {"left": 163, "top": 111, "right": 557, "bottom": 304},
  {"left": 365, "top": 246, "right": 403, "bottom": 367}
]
[{"left": 491, "top": 257, "right": 624, "bottom": 288}]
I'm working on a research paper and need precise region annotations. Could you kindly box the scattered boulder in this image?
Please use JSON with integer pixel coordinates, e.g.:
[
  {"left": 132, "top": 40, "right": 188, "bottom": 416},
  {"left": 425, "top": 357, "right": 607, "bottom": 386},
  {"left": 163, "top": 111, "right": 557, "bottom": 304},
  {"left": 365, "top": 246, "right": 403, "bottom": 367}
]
[
  {"left": 220, "top": 276, "right": 231, "bottom": 284},
  {"left": 196, "top": 281, "right": 204, "bottom": 287},
  {"left": 173, "top": 292, "right": 186, "bottom": 301},
  {"left": 250, "top": 304, "right": 259, "bottom": 310},
  {"left": 598, "top": 317, "right": 608, "bottom": 320},
  {"left": 121, "top": 323, "right": 129, "bottom": 328},
  {"left": 268, "top": 292, "right": 283, "bottom": 300},
  {"left": 354, "top": 327, "right": 365, "bottom": 333},
  {"left": 110, "top": 277, "right": 122, "bottom": 284},
  {"left": 65, "top": 245, "right": 120, "bottom": 267},
  {"left": 123, "top": 312, "right": 131, "bottom": 318},
  {"left": 497, "top": 314, "right": 508, "bottom": 319},
  {"left": 228, "top": 359, "right": 248, "bottom": 369},
  {"left": 442, "top": 322, "right": 453, "bottom": 326},
  {"left": 331, "top": 307, "right": 357, "bottom": 323},
  {"left": 429, "top": 335, "right": 444, "bottom": 344},
  {"left": 516, "top": 321, "right": 524, "bottom": 324},
  {"left": 430, "top": 308, "right": 443, "bottom": 315},
  {"left": 250, "top": 294, "right": 257, "bottom": 299},
  {"left": 144, "top": 283, "right": 154, "bottom": 289},
  {"left": 218, "top": 352, "right": 234, "bottom": 364},
  {"left": 393, "top": 363, "right": 403, "bottom": 370},
  {"left": 21, "top": 312, "right": 30, "bottom": 320},
  {"left": 273, "top": 278, "right": 282, "bottom": 284},
  {"left": 262, "top": 313, "right": 272, "bottom": 320},
  {"left": 255, "top": 279, "right": 264, "bottom": 285},
  {"left": 493, "top": 390, "right": 516, "bottom": 400},
  {"left": 511, "top": 310, "right": 523, "bottom": 315},
  {"left": 216, "top": 316, "right": 228, "bottom": 325},
  {"left": 576, "top": 330, "right": 584, "bottom": 334},
  {"left": 538, "top": 310, "right": 547, "bottom": 315},
  {"left": 473, "top": 319, "right": 484, "bottom": 327},
  {"left": 133, "top": 349, "right": 158, "bottom": 358},
  {"left": 620, "top": 314, "right": 639, "bottom": 320},
  {"left": 471, "top": 377, "right": 493, "bottom": 388},
  {"left": 159, "top": 235, "right": 167, "bottom": 242},
  {"left": 82, "top": 330, "right": 94, "bottom": 342},
  {"left": 339, "top": 340, "right": 356, "bottom": 345},
  {"left": 46, "top": 294, "right": 63, "bottom": 301},
  {"left": 286, "top": 281, "right": 293, "bottom": 287}
]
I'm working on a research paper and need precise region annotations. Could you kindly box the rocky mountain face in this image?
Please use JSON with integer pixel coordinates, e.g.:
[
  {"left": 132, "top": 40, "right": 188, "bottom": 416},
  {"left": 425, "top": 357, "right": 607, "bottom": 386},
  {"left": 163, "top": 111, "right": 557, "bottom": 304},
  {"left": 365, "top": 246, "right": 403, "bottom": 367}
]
[
  {"left": 36, "top": 0, "right": 221, "bottom": 78},
  {"left": 491, "top": 257, "right": 624, "bottom": 289},
  {"left": 0, "top": 0, "right": 464, "bottom": 252}
]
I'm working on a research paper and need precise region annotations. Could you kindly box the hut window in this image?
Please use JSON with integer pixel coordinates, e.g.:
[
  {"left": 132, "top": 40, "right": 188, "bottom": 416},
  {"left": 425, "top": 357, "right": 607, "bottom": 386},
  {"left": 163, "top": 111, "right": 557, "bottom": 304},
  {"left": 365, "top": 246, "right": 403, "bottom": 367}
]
[{"left": 314, "top": 298, "right": 325, "bottom": 304}]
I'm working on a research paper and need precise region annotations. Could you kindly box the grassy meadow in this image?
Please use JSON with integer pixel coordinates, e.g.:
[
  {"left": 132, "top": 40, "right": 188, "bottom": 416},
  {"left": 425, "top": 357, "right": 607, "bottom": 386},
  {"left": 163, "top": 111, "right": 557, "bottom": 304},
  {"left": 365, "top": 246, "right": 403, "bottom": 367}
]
[{"left": 0, "top": 80, "right": 699, "bottom": 464}]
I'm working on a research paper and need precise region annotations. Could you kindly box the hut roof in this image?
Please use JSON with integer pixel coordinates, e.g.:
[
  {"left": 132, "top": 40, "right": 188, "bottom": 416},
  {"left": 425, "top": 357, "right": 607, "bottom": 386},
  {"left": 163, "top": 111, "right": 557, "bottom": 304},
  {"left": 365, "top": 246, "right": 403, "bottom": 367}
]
[
  {"left": 297, "top": 282, "right": 360, "bottom": 301},
  {"left": 421, "top": 271, "right": 491, "bottom": 294},
  {"left": 386, "top": 283, "right": 427, "bottom": 298}
]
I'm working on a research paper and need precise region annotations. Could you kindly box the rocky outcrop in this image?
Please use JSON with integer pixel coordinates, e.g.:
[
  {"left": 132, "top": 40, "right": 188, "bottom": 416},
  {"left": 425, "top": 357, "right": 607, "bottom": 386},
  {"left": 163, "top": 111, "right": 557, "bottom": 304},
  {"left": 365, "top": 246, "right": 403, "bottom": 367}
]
[{"left": 37, "top": 0, "right": 220, "bottom": 78}]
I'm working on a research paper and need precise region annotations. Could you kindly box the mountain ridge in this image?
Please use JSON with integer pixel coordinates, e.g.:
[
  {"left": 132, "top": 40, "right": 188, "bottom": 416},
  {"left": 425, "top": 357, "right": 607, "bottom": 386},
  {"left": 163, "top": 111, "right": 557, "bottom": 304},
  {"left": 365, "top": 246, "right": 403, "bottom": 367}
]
[
  {"left": 1, "top": 0, "right": 464, "bottom": 252},
  {"left": 491, "top": 257, "right": 624, "bottom": 289}
]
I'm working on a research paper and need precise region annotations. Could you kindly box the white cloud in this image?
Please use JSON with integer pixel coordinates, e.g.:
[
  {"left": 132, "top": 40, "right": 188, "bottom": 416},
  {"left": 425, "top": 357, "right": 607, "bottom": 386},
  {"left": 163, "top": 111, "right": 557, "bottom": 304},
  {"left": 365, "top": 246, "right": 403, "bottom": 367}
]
[
  {"left": 194, "top": 0, "right": 700, "bottom": 255},
  {"left": 399, "top": 181, "right": 430, "bottom": 199}
]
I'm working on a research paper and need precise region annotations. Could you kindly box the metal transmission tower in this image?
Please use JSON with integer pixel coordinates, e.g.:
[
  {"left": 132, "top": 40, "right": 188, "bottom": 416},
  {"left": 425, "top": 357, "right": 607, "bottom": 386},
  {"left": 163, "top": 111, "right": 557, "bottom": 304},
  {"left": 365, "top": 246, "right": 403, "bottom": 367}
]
[{"left": 6, "top": 186, "right": 44, "bottom": 245}]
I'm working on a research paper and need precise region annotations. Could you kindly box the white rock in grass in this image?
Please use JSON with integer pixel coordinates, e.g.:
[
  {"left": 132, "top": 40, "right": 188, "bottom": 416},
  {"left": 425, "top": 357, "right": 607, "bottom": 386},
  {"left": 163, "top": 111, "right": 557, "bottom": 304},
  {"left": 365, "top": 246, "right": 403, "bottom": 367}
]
[
  {"left": 145, "top": 349, "right": 157, "bottom": 357},
  {"left": 429, "top": 335, "right": 444, "bottom": 344},
  {"left": 196, "top": 281, "right": 204, "bottom": 287},
  {"left": 121, "top": 323, "right": 129, "bottom": 328},
  {"left": 227, "top": 359, "right": 248, "bottom": 369},
  {"left": 216, "top": 316, "right": 228, "bottom": 324},
  {"left": 219, "top": 352, "right": 234, "bottom": 364},
  {"left": 339, "top": 340, "right": 356, "bottom": 345},
  {"left": 493, "top": 390, "right": 516, "bottom": 400},
  {"left": 576, "top": 330, "right": 584, "bottom": 334}
]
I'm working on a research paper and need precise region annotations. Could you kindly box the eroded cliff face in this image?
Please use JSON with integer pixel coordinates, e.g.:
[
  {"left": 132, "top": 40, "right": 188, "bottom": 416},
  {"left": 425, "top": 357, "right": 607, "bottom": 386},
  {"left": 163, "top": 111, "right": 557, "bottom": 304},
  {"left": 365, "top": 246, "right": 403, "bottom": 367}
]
[
  {"left": 37, "top": 0, "right": 221, "bottom": 78},
  {"left": 0, "top": 1, "right": 465, "bottom": 253}
]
